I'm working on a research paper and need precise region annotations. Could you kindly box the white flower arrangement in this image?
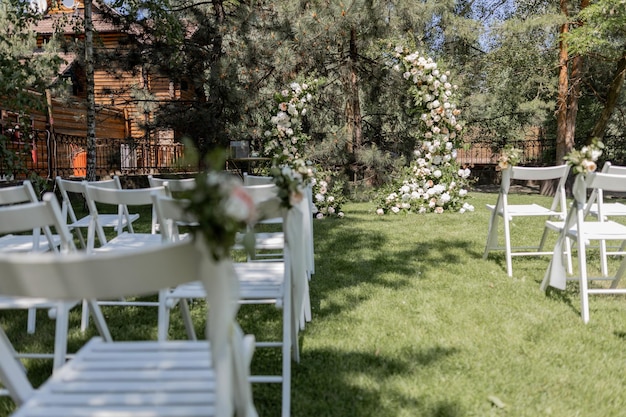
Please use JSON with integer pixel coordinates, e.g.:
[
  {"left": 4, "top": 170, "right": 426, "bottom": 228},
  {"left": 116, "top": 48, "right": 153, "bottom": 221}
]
[
  {"left": 376, "top": 46, "right": 472, "bottom": 215},
  {"left": 497, "top": 145, "right": 523, "bottom": 170},
  {"left": 311, "top": 170, "right": 346, "bottom": 219},
  {"left": 263, "top": 79, "right": 319, "bottom": 207},
  {"left": 564, "top": 139, "right": 604, "bottom": 175}
]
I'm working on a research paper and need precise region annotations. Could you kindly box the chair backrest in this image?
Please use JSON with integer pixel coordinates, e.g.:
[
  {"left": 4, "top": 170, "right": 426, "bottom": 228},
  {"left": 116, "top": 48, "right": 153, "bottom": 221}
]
[
  {"left": 0, "top": 180, "right": 39, "bottom": 205},
  {"left": 151, "top": 193, "right": 196, "bottom": 242},
  {"left": 55, "top": 176, "right": 120, "bottom": 223},
  {"left": 148, "top": 175, "right": 197, "bottom": 193},
  {"left": 0, "top": 181, "right": 55, "bottom": 252},
  {"left": 0, "top": 193, "right": 75, "bottom": 253},
  {"left": 585, "top": 172, "right": 626, "bottom": 197},
  {"left": 502, "top": 164, "right": 570, "bottom": 215},
  {"left": 83, "top": 183, "right": 167, "bottom": 249},
  {"left": 585, "top": 162, "right": 626, "bottom": 215}
]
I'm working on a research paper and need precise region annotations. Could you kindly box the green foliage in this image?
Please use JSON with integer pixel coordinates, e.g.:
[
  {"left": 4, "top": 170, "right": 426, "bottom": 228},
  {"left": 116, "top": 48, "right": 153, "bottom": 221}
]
[{"left": 565, "top": 0, "right": 626, "bottom": 59}]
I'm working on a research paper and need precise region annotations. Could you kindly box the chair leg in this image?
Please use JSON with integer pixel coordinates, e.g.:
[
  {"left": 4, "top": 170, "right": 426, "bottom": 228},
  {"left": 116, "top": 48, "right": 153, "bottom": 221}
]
[
  {"left": 26, "top": 308, "right": 36, "bottom": 334},
  {"left": 281, "top": 291, "right": 292, "bottom": 417},
  {"left": 86, "top": 300, "right": 112, "bottom": 342},
  {"left": 503, "top": 217, "right": 513, "bottom": 277},
  {"left": 80, "top": 299, "right": 90, "bottom": 332},
  {"left": 157, "top": 289, "right": 170, "bottom": 341},
  {"left": 578, "top": 237, "right": 591, "bottom": 324},
  {"left": 180, "top": 299, "right": 197, "bottom": 341},
  {"left": 483, "top": 212, "right": 498, "bottom": 260},
  {"left": 609, "top": 253, "right": 626, "bottom": 289},
  {"left": 52, "top": 303, "right": 69, "bottom": 371},
  {"left": 600, "top": 238, "right": 609, "bottom": 277}
]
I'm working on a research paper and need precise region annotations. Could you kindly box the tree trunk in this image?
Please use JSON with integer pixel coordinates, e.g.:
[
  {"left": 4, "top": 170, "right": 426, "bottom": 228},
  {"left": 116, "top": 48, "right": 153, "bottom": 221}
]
[
  {"left": 344, "top": 26, "right": 362, "bottom": 180},
  {"left": 588, "top": 51, "right": 626, "bottom": 142},
  {"left": 85, "top": 0, "right": 96, "bottom": 181},
  {"left": 555, "top": 0, "right": 571, "bottom": 165}
]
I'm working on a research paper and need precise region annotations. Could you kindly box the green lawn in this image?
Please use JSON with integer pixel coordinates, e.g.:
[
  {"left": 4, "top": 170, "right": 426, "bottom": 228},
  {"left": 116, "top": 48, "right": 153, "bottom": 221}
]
[{"left": 2, "top": 191, "right": 626, "bottom": 416}]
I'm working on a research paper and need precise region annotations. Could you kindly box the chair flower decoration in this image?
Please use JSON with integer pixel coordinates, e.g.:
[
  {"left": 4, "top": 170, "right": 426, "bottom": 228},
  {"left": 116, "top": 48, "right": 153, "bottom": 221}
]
[
  {"left": 263, "top": 79, "right": 318, "bottom": 208},
  {"left": 564, "top": 139, "right": 604, "bottom": 176},
  {"left": 185, "top": 169, "right": 257, "bottom": 261},
  {"left": 497, "top": 145, "right": 523, "bottom": 170},
  {"left": 564, "top": 139, "right": 604, "bottom": 204}
]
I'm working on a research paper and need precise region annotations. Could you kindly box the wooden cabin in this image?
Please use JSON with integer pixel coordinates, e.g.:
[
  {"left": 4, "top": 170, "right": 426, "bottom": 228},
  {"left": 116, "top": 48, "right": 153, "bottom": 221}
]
[
  {"left": 32, "top": 0, "right": 198, "bottom": 142},
  {"left": 0, "top": 0, "right": 199, "bottom": 180}
]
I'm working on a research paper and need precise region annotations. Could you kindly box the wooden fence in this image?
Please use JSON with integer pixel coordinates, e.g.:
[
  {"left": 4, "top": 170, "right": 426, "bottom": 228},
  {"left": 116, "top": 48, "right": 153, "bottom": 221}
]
[{"left": 1, "top": 131, "right": 623, "bottom": 182}]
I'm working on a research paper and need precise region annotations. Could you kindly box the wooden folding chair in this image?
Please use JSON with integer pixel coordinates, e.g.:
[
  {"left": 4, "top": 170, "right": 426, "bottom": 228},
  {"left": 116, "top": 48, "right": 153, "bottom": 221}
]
[
  {"left": 0, "top": 239, "right": 257, "bottom": 417},
  {"left": 483, "top": 164, "right": 571, "bottom": 277},
  {"left": 541, "top": 172, "right": 626, "bottom": 323}
]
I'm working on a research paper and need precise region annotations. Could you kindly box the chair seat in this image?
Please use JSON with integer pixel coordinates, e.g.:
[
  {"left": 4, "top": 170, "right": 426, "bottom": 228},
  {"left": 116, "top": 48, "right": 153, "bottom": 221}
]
[
  {"left": 12, "top": 338, "right": 222, "bottom": 417},
  {"left": 165, "top": 262, "right": 285, "bottom": 302},
  {"left": 0, "top": 296, "right": 71, "bottom": 310},
  {"left": 487, "top": 203, "right": 561, "bottom": 217},
  {"left": 0, "top": 234, "right": 61, "bottom": 253},
  {"left": 548, "top": 220, "right": 626, "bottom": 241},
  {"left": 234, "top": 232, "right": 284, "bottom": 251},
  {"left": 588, "top": 202, "right": 626, "bottom": 217},
  {"left": 236, "top": 262, "right": 285, "bottom": 300},
  {"left": 91, "top": 232, "right": 165, "bottom": 252},
  {"left": 69, "top": 213, "right": 140, "bottom": 230}
]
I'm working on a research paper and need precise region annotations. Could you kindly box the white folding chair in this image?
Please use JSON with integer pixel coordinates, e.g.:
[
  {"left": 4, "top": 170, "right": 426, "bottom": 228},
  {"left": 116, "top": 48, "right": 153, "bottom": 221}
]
[
  {"left": 154, "top": 186, "right": 309, "bottom": 417},
  {"left": 241, "top": 173, "right": 284, "bottom": 260},
  {"left": 55, "top": 176, "right": 139, "bottom": 248},
  {"left": 483, "top": 164, "right": 571, "bottom": 277},
  {"left": 0, "top": 239, "right": 257, "bottom": 417},
  {"left": 148, "top": 175, "right": 197, "bottom": 192},
  {"left": 0, "top": 180, "right": 60, "bottom": 253},
  {"left": 83, "top": 182, "right": 166, "bottom": 252},
  {"left": 0, "top": 193, "right": 111, "bottom": 370},
  {"left": 541, "top": 172, "right": 626, "bottom": 323},
  {"left": 241, "top": 174, "right": 314, "bottom": 279},
  {"left": 581, "top": 162, "right": 626, "bottom": 275},
  {"left": 0, "top": 181, "right": 62, "bottom": 336},
  {"left": 147, "top": 175, "right": 198, "bottom": 233},
  {"left": 80, "top": 183, "right": 168, "bottom": 332},
  {"left": 584, "top": 162, "right": 626, "bottom": 220}
]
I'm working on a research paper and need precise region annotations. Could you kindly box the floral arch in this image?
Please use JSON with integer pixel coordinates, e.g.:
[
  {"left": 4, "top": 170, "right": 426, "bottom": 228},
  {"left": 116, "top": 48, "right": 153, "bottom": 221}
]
[{"left": 377, "top": 46, "right": 474, "bottom": 215}]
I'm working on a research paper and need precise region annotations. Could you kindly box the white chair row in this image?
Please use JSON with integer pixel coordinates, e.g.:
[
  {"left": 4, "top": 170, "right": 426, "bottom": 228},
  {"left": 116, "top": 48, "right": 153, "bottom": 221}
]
[
  {"left": 151, "top": 174, "right": 315, "bottom": 417},
  {"left": 483, "top": 160, "right": 626, "bottom": 323},
  {"left": 55, "top": 176, "right": 140, "bottom": 249}
]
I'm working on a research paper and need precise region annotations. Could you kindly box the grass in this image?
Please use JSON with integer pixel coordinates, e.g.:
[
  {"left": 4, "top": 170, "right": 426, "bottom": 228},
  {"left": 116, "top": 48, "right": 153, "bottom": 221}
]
[{"left": 2, "top": 190, "right": 626, "bottom": 416}]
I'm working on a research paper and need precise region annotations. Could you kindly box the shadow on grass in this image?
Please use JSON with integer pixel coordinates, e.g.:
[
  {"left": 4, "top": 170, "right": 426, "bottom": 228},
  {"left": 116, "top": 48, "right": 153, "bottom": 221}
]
[{"left": 284, "top": 346, "right": 463, "bottom": 417}]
